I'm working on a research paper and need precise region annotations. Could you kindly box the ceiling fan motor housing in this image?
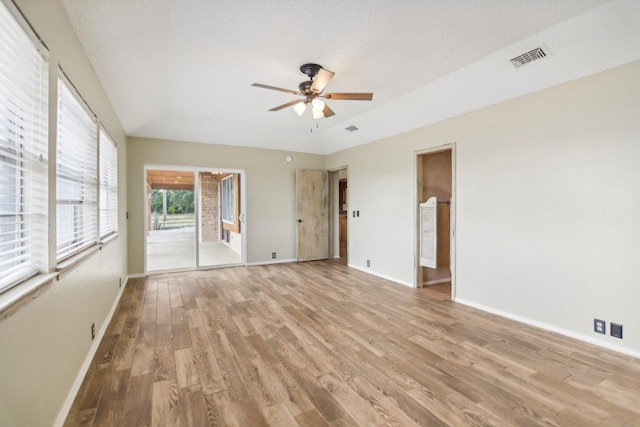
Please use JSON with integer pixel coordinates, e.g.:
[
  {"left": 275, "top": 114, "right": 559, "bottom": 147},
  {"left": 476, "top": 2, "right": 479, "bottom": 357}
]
[
  {"left": 298, "top": 80, "right": 314, "bottom": 95},
  {"left": 300, "top": 63, "right": 322, "bottom": 79}
]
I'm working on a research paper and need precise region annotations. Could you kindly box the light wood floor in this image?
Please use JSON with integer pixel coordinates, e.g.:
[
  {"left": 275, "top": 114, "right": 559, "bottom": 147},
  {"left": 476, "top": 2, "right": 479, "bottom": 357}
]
[{"left": 65, "top": 261, "right": 640, "bottom": 426}]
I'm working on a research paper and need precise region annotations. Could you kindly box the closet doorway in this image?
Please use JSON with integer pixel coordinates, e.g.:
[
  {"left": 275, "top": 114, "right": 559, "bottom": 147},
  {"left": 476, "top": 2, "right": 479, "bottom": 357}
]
[
  {"left": 330, "top": 168, "right": 348, "bottom": 263},
  {"left": 416, "top": 146, "right": 455, "bottom": 297}
]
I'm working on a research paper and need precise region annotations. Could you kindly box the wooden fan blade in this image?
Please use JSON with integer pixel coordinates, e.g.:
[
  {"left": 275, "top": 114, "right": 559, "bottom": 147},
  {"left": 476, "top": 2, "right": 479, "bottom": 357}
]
[
  {"left": 322, "top": 103, "right": 335, "bottom": 118},
  {"left": 323, "top": 92, "right": 373, "bottom": 101},
  {"left": 252, "top": 83, "right": 301, "bottom": 96},
  {"left": 269, "top": 99, "right": 305, "bottom": 112},
  {"left": 310, "top": 68, "right": 335, "bottom": 94}
]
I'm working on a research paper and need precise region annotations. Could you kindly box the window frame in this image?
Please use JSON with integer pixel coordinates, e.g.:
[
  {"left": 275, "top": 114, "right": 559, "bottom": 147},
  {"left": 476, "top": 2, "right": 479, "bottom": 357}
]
[
  {"left": 0, "top": 0, "right": 50, "bottom": 295},
  {"left": 99, "top": 126, "right": 118, "bottom": 239},
  {"left": 55, "top": 72, "right": 99, "bottom": 262},
  {"left": 221, "top": 173, "right": 240, "bottom": 233}
]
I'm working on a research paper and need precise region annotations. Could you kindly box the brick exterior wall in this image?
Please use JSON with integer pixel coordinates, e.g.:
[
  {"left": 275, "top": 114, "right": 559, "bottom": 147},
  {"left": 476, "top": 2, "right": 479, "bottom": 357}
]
[{"left": 200, "top": 173, "right": 219, "bottom": 242}]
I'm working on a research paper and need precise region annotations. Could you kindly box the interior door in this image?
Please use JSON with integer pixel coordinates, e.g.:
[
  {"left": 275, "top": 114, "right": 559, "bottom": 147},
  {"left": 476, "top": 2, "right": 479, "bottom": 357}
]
[{"left": 296, "top": 169, "right": 329, "bottom": 261}]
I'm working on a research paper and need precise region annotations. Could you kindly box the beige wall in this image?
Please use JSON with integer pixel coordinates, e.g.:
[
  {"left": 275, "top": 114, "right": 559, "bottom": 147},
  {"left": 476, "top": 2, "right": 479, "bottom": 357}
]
[
  {"left": 327, "top": 60, "right": 640, "bottom": 356},
  {"left": 127, "top": 137, "right": 325, "bottom": 275},
  {"left": 0, "top": 1, "right": 128, "bottom": 426}
]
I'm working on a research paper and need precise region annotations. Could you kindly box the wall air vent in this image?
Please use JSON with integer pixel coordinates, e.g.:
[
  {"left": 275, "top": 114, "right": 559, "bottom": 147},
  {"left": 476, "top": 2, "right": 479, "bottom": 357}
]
[
  {"left": 345, "top": 125, "right": 358, "bottom": 132},
  {"left": 510, "top": 47, "right": 547, "bottom": 69}
]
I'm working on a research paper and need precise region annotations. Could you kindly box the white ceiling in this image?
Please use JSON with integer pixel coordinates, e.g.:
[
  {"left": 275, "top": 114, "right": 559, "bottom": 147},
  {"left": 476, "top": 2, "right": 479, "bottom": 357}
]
[{"left": 60, "top": 0, "right": 640, "bottom": 155}]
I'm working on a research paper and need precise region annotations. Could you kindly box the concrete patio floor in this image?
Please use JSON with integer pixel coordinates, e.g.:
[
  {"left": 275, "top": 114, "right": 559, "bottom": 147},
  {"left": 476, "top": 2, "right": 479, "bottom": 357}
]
[{"left": 146, "top": 227, "right": 241, "bottom": 272}]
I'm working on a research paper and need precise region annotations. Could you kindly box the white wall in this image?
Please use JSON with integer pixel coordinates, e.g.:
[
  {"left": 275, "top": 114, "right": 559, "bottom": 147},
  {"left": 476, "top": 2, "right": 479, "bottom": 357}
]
[
  {"left": 127, "top": 137, "right": 325, "bottom": 275},
  {"left": 0, "top": 1, "right": 128, "bottom": 426},
  {"left": 326, "top": 60, "right": 640, "bottom": 355}
]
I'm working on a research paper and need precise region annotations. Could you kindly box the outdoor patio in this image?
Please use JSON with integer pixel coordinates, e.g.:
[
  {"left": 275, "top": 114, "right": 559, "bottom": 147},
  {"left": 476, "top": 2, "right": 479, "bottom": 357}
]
[{"left": 146, "top": 227, "right": 241, "bottom": 272}]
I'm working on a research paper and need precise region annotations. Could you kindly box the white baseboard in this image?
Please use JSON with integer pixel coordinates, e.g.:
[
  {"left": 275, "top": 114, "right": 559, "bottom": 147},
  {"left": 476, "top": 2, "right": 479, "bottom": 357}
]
[
  {"left": 454, "top": 297, "right": 640, "bottom": 360},
  {"left": 54, "top": 277, "right": 130, "bottom": 427},
  {"left": 348, "top": 264, "right": 414, "bottom": 288},
  {"left": 246, "top": 258, "right": 297, "bottom": 267}
]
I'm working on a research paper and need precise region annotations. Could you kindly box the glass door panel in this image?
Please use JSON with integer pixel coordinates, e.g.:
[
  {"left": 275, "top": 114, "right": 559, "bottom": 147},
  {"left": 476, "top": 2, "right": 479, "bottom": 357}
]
[
  {"left": 197, "top": 171, "right": 242, "bottom": 267},
  {"left": 145, "top": 169, "right": 195, "bottom": 272}
]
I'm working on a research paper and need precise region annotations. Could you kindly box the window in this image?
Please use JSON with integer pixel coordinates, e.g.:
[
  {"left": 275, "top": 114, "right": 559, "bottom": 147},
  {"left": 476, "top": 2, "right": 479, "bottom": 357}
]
[
  {"left": 99, "top": 127, "right": 117, "bottom": 238},
  {"left": 56, "top": 75, "right": 98, "bottom": 260},
  {"left": 221, "top": 175, "right": 235, "bottom": 224},
  {"left": 221, "top": 173, "right": 240, "bottom": 233},
  {"left": 0, "top": 0, "right": 49, "bottom": 293}
]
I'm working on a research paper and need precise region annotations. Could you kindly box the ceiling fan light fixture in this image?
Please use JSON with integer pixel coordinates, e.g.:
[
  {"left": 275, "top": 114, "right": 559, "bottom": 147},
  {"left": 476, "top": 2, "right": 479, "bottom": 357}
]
[
  {"left": 292, "top": 101, "right": 307, "bottom": 116},
  {"left": 311, "top": 99, "right": 325, "bottom": 119},
  {"left": 312, "top": 108, "right": 324, "bottom": 119}
]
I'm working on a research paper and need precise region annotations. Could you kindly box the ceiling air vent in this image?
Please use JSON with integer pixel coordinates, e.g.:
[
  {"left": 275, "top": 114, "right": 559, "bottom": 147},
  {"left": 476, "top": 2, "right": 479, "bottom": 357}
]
[
  {"left": 510, "top": 47, "right": 547, "bottom": 69},
  {"left": 345, "top": 125, "right": 358, "bottom": 132}
]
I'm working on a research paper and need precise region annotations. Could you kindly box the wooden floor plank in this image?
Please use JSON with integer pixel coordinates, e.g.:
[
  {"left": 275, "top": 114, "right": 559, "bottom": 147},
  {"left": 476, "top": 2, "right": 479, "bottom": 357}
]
[
  {"left": 65, "top": 260, "right": 640, "bottom": 427},
  {"left": 178, "top": 384, "right": 208, "bottom": 427},
  {"left": 122, "top": 373, "right": 154, "bottom": 427},
  {"left": 175, "top": 347, "right": 200, "bottom": 389},
  {"left": 262, "top": 402, "right": 298, "bottom": 426},
  {"left": 151, "top": 379, "right": 180, "bottom": 427}
]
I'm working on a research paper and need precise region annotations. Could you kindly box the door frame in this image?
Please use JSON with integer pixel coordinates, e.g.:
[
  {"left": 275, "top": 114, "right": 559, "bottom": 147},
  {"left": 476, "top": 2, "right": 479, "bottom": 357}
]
[
  {"left": 143, "top": 164, "right": 247, "bottom": 274},
  {"left": 328, "top": 167, "right": 348, "bottom": 261},
  {"left": 414, "top": 143, "right": 456, "bottom": 298}
]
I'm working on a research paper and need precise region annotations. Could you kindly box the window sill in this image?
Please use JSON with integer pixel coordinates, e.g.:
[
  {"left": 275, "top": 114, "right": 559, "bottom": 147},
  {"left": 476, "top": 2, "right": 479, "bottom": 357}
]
[
  {"left": 100, "top": 232, "right": 119, "bottom": 247},
  {"left": 0, "top": 272, "right": 58, "bottom": 321}
]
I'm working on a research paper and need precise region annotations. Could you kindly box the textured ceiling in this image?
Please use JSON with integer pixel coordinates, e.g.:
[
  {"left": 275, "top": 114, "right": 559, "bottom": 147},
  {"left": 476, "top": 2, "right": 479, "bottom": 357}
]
[{"left": 60, "top": 0, "right": 640, "bottom": 154}]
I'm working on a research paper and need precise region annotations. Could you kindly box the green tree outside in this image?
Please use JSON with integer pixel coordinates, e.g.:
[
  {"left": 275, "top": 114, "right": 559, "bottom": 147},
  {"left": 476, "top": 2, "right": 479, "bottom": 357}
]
[{"left": 150, "top": 190, "right": 194, "bottom": 214}]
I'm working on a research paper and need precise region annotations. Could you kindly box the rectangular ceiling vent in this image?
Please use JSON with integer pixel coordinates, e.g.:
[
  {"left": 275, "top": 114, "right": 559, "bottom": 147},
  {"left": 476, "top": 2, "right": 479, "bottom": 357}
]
[
  {"left": 345, "top": 125, "right": 359, "bottom": 132},
  {"left": 510, "top": 47, "right": 547, "bottom": 69}
]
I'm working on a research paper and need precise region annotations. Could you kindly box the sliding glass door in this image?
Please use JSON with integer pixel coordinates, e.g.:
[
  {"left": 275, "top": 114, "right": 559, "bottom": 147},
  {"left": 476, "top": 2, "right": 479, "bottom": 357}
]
[{"left": 145, "top": 168, "right": 244, "bottom": 273}]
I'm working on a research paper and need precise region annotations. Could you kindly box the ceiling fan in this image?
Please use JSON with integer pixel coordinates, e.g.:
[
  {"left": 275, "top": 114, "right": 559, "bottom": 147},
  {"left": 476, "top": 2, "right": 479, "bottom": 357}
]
[{"left": 251, "top": 63, "right": 373, "bottom": 119}]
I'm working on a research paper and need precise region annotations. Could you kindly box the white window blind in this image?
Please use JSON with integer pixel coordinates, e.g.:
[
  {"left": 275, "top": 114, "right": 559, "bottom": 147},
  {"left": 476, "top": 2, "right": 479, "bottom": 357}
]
[
  {"left": 99, "top": 127, "right": 117, "bottom": 238},
  {"left": 56, "top": 75, "right": 98, "bottom": 260},
  {"left": 0, "top": 0, "right": 49, "bottom": 293}
]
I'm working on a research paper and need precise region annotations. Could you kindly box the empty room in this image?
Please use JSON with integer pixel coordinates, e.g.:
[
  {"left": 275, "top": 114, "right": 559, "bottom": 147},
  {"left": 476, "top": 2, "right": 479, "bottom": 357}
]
[{"left": 1, "top": 1, "right": 639, "bottom": 426}]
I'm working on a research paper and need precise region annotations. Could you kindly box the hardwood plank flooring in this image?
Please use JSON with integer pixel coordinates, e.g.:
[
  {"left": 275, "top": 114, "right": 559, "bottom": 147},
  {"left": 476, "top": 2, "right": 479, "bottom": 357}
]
[{"left": 65, "top": 260, "right": 640, "bottom": 426}]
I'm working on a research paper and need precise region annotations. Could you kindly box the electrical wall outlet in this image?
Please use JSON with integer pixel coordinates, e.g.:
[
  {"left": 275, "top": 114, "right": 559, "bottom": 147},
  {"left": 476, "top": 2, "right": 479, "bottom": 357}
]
[
  {"left": 91, "top": 322, "right": 96, "bottom": 341},
  {"left": 594, "top": 318, "right": 606, "bottom": 334},
  {"left": 272, "top": 252, "right": 276, "bottom": 259},
  {"left": 611, "top": 323, "right": 623, "bottom": 339},
  {"left": 366, "top": 260, "right": 370, "bottom": 267},
  {"left": 119, "top": 277, "right": 122, "bottom": 288}
]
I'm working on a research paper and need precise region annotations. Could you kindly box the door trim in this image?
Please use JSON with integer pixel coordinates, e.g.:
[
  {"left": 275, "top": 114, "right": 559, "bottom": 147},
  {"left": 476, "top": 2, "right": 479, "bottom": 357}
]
[{"left": 328, "top": 167, "right": 348, "bottom": 261}]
